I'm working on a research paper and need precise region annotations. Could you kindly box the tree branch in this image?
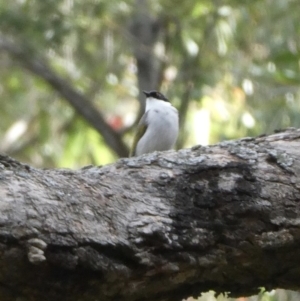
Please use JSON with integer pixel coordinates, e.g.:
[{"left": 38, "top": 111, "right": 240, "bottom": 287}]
[
  {"left": 0, "top": 128, "right": 300, "bottom": 301},
  {"left": 0, "top": 35, "right": 129, "bottom": 157}
]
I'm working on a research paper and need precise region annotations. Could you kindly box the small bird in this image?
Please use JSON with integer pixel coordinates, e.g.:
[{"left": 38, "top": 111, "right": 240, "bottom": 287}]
[{"left": 130, "top": 90, "right": 179, "bottom": 157}]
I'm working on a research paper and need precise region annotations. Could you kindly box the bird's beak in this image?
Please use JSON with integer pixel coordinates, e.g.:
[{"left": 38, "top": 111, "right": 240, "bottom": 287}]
[{"left": 143, "top": 91, "right": 150, "bottom": 97}]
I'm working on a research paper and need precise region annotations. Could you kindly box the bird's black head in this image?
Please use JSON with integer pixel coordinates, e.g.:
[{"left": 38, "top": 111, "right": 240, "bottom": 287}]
[{"left": 143, "top": 90, "right": 168, "bottom": 102}]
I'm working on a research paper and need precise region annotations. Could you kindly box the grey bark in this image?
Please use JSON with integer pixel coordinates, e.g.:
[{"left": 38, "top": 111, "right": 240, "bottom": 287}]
[{"left": 0, "top": 128, "right": 300, "bottom": 301}]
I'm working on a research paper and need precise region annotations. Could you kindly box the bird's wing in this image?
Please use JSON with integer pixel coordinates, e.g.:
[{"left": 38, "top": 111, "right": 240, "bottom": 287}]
[{"left": 130, "top": 112, "right": 149, "bottom": 157}]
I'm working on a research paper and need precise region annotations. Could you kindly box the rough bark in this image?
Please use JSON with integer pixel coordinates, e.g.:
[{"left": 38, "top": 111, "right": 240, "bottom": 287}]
[{"left": 0, "top": 128, "right": 300, "bottom": 301}]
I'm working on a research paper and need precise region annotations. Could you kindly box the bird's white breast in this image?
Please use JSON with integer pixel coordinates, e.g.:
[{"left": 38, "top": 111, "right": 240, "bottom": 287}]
[{"left": 135, "top": 98, "right": 179, "bottom": 156}]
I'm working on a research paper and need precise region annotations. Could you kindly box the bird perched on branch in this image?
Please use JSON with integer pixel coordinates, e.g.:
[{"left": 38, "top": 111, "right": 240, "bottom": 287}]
[{"left": 130, "top": 90, "right": 179, "bottom": 157}]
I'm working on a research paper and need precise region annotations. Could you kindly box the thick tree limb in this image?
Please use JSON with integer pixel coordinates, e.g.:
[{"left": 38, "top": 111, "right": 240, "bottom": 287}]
[
  {"left": 0, "top": 35, "right": 129, "bottom": 157},
  {"left": 0, "top": 128, "right": 300, "bottom": 301}
]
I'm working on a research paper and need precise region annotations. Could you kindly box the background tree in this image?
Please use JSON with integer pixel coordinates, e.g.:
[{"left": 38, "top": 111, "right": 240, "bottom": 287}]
[
  {"left": 0, "top": 1, "right": 300, "bottom": 299},
  {"left": 0, "top": 0, "right": 299, "bottom": 168}
]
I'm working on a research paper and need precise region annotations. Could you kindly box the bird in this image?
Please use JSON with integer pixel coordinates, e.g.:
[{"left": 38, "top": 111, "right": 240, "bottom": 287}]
[{"left": 130, "top": 90, "right": 179, "bottom": 157}]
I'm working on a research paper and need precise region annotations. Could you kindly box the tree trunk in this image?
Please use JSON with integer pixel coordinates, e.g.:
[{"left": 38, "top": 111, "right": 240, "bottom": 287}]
[
  {"left": 0, "top": 128, "right": 300, "bottom": 301},
  {"left": 130, "top": 0, "right": 161, "bottom": 116}
]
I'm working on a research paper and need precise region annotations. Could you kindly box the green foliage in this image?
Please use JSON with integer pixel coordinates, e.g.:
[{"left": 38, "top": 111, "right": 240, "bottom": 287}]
[
  {"left": 0, "top": 0, "right": 299, "bottom": 168},
  {"left": 189, "top": 289, "right": 300, "bottom": 301},
  {"left": 0, "top": 1, "right": 300, "bottom": 299}
]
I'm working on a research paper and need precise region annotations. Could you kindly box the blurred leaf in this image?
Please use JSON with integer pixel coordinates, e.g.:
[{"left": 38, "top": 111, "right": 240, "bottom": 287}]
[{"left": 0, "top": 0, "right": 299, "bottom": 169}]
